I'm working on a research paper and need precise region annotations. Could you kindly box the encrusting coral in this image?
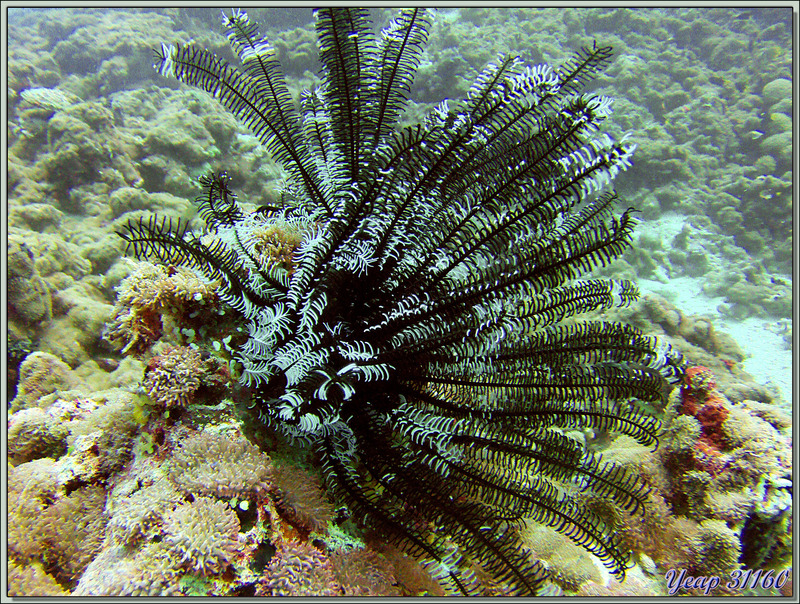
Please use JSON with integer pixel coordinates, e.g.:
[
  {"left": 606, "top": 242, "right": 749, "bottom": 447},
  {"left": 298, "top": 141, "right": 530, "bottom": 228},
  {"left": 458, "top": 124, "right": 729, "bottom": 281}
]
[
  {"left": 8, "top": 458, "right": 63, "bottom": 563},
  {"left": 521, "top": 520, "right": 604, "bottom": 591}
]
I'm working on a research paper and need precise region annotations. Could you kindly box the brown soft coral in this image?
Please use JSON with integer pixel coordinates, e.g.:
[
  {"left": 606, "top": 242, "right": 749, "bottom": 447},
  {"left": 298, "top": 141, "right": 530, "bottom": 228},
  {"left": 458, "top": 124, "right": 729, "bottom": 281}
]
[
  {"left": 689, "top": 519, "right": 742, "bottom": 577},
  {"left": 143, "top": 345, "right": 231, "bottom": 408},
  {"left": 258, "top": 541, "right": 341, "bottom": 596},
  {"left": 271, "top": 462, "right": 334, "bottom": 532},
  {"left": 163, "top": 496, "right": 242, "bottom": 577},
  {"left": 167, "top": 430, "right": 272, "bottom": 499},
  {"left": 74, "top": 542, "right": 180, "bottom": 596},
  {"left": 8, "top": 458, "right": 109, "bottom": 589},
  {"left": 107, "top": 478, "right": 184, "bottom": 544},
  {"left": 7, "top": 559, "right": 68, "bottom": 597},
  {"left": 8, "top": 458, "right": 64, "bottom": 558},
  {"left": 103, "top": 261, "right": 220, "bottom": 355},
  {"left": 38, "top": 484, "right": 109, "bottom": 587},
  {"left": 330, "top": 548, "right": 401, "bottom": 596}
]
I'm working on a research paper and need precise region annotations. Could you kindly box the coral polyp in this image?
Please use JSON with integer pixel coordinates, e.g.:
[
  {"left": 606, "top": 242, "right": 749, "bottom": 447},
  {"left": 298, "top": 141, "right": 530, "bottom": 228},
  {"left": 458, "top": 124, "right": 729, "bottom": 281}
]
[{"left": 118, "top": 8, "right": 686, "bottom": 594}]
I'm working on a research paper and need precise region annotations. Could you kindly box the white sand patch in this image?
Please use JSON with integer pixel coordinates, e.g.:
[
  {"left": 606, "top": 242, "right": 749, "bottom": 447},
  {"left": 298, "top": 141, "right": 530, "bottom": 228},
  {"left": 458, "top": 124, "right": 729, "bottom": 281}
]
[{"left": 638, "top": 275, "right": 793, "bottom": 404}]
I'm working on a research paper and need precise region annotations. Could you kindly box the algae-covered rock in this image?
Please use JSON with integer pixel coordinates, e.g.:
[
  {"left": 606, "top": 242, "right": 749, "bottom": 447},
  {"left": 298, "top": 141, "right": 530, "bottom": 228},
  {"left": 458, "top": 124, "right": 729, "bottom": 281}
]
[
  {"left": 689, "top": 519, "right": 741, "bottom": 576},
  {"left": 11, "top": 351, "right": 83, "bottom": 412},
  {"left": 144, "top": 100, "right": 222, "bottom": 164},
  {"left": 8, "top": 407, "right": 69, "bottom": 465},
  {"left": 38, "top": 282, "right": 114, "bottom": 367},
  {"left": 762, "top": 78, "right": 792, "bottom": 106},
  {"left": 760, "top": 131, "right": 792, "bottom": 165},
  {"left": 9, "top": 202, "right": 64, "bottom": 231},
  {"left": 8, "top": 233, "right": 52, "bottom": 325},
  {"left": 521, "top": 521, "right": 603, "bottom": 591}
]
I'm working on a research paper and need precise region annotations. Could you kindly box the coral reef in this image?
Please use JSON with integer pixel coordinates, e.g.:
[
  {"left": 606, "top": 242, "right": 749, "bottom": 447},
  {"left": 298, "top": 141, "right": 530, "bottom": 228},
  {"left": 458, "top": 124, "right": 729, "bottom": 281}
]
[
  {"left": 143, "top": 345, "right": 231, "bottom": 409},
  {"left": 569, "top": 363, "right": 791, "bottom": 596},
  {"left": 37, "top": 485, "right": 109, "bottom": 587},
  {"left": 163, "top": 496, "right": 242, "bottom": 576},
  {"left": 103, "top": 261, "right": 222, "bottom": 355},
  {"left": 258, "top": 541, "right": 340, "bottom": 596},
  {"left": 3, "top": 5, "right": 792, "bottom": 597},
  {"left": 270, "top": 462, "right": 334, "bottom": 532},
  {"left": 8, "top": 460, "right": 108, "bottom": 591},
  {"left": 330, "top": 548, "right": 401, "bottom": 596},
  {"left": 166, "top": 430, "right": 272, "bottom": 499},
  {"left": 119, "top": 7, "right": 690, "bottom": 595},
  {"left": 658, "top": 366, "right": 792, "bottom": 579}
]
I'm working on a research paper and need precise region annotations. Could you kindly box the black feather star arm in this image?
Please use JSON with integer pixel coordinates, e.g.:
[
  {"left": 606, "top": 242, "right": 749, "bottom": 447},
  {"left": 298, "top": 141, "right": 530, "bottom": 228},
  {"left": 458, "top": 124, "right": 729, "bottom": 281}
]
[{"left": 121, "top": 8, "right": 688, "bottom": 595}]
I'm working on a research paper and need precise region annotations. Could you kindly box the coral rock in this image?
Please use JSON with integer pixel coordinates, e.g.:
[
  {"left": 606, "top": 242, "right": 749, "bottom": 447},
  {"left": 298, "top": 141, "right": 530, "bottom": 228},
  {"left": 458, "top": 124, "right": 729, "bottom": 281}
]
[
  {"left": 10, "top": 351, "right": 82, "bottom": 411},
  {"left": 7, "top": 233, "right": 52, "bottom": 325}
]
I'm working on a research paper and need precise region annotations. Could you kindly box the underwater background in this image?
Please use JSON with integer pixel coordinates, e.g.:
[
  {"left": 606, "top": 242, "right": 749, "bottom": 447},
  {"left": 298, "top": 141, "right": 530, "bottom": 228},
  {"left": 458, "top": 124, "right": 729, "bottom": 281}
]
[{"left": 5, "top": 7, "right": 794, "bottom": 597}]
